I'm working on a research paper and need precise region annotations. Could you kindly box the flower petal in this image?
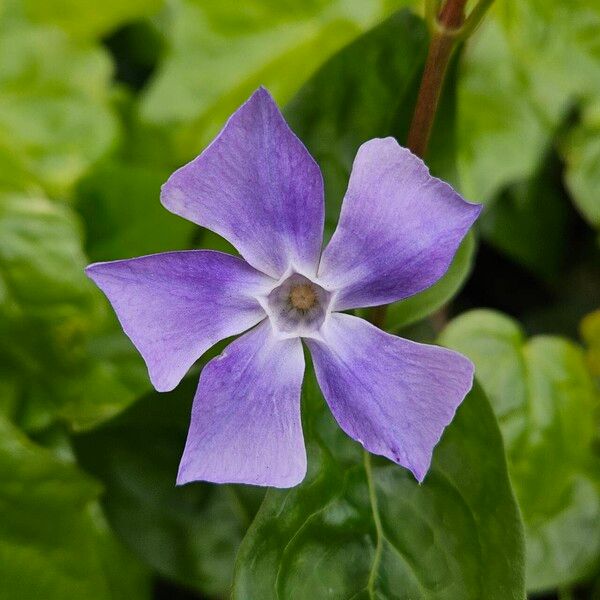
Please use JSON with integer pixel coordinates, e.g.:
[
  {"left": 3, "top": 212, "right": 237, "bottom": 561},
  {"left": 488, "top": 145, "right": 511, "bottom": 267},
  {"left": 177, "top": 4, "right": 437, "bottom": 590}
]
[
  {"left": 161, "top": 87, "right": 324, "bottom": 278},
  {"left": 306, "top": 313, "right": 474, "bottom": 481},
  {"left": 318, "top": 138, "right": 481, "bottom": 311},
  {"left": 86, "top": 251, "right": 272, "bottom": 392},
  {"left": 177, "top": 321, "right": 306, "bottom": 487}
]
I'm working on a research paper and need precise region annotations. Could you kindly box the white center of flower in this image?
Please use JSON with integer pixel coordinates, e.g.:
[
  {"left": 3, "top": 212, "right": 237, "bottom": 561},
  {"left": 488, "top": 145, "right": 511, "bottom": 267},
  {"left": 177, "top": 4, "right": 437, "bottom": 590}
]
[{"left": 265, "top": 272, "right": 331, "bottom": 337}]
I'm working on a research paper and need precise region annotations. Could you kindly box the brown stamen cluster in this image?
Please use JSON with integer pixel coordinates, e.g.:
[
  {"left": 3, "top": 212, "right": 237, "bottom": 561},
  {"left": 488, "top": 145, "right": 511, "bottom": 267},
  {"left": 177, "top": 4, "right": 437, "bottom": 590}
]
[{"left": 289, "top": 283, "right": 317, "bottom": 311}]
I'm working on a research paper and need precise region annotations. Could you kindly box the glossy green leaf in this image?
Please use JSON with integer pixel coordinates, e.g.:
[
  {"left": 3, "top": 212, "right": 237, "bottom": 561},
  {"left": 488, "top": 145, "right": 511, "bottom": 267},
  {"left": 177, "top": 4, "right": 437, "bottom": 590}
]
[
  {"left": 0, "top": 22, "right": 118, "bottom": 196},
  {"left": 0, "top": 414, "right": 149, "bottom": 600},
  {"left": 440, "top": 310, "right": 600, "bottom": 592},
  {"left": 23, "top": 0, "right": 163, "bottom": 39},
  {"left": 0, "top": 193, "right": 148, "bottom": 432},
  {"left": 139, "top": 0, "right": 412, "bottom": 162},
  {"left": 233, "top": 370, "right": 525, "bottom": 599},
  {"left": 76, "top": 161, "right": 195, "bottom": 262},
  {"left": 75, "top": 376, "right": 265, "bottom": 597}
]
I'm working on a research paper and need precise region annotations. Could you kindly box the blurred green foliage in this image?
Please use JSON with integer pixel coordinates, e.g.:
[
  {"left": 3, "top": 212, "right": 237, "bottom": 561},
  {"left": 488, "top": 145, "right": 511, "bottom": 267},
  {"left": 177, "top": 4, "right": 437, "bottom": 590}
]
[{"left": 0, "top": 0, "right": 599, "bottom": 598}]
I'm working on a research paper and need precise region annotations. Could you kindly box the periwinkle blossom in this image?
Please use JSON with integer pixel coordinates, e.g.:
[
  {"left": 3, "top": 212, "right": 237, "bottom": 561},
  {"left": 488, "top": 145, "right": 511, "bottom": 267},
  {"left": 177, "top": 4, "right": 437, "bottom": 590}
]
[{"left": 86, "top": 87, "right": 481, "bottom": 488}]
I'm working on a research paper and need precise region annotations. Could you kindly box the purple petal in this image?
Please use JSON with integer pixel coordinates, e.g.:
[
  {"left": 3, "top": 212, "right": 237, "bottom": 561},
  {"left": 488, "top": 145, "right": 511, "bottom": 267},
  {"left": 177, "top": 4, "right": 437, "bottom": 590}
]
[
  {"left": 86, "top": 251, "right": 272, "bottom": 392},
  {"left": 318, "top": 138, "right": 481, "bottom": 311},
  {"left": 161, "top": 87, "right": 324, "bottom": 279},
  {"left": 306, "top": 313, "right": 474, "bottom": 481},
  {"left": 177, "top": 321, "right": 306, "bottom": 487}
]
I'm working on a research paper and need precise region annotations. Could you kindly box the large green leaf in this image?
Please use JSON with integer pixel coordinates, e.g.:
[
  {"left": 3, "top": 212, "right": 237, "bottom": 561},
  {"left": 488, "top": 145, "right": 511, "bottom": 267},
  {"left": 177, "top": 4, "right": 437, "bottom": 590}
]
[
  {"left": 456, "top": 16, "right": 547, "bottom": 204},
  {"left": 75, "top": 375, "right": 265, "bottom": 597},
  {"left": 440, "top": 310, "right": 600, "bottom": 592},
  {"left": 457, "top": 0, "right": 600, "bottom": 229},
  {"left": 0, "top": 414, "right": 149, "bottom": 600},
  {"left": 0, "top": 20, "right": 118, "bottom": 196},
  {"left": 139, "top": 0, "right": 412, "bottom": 162},
  {"left": 23, "top": 0, "right": 163, "bottom": 39},
  {"left": 0, "top": 193, "right": 148, "bottom": 432},
  {"left": 76, "top": 161, "right": 195, "bottom": 262},
  {"left": 233, "top": 370, "right": 525, "bottom": 599}
]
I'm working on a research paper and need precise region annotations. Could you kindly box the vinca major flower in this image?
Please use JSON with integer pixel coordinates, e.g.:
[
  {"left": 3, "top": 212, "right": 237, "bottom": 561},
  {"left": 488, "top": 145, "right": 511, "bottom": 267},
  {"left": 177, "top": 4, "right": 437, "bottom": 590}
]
[{"left": 86, "top": 88, "right": 481, "bottom": 488}]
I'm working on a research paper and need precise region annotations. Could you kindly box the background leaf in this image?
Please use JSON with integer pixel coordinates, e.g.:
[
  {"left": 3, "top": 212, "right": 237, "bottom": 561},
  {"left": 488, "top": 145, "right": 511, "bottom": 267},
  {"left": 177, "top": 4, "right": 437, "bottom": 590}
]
[
  {"left": 0, "top": 414, "right": 149, "bottom": 600},
  {"left": 23, "top": 0, "right": 163, "bottom": 40},
  {"left": 440, "top": 310, "right": 600, "bottom": 592},
  {"left": 0, "top": 20, "right": 118, "bottom": 196},
  {"left": 139, "top": 0, "right": 413, "bottom": 162},
  {"left": 75, "top": 375, "right": 265, "bottom": 598},
  {"left": 0, "top": 192, "right": 147, "bottom": 432}
]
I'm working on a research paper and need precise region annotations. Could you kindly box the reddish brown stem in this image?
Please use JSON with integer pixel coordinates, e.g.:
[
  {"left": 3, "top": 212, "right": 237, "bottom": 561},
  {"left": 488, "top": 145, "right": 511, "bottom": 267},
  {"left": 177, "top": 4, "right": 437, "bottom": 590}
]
[{"left": 369, "top": 0, "right": 467, "bottom": 330}]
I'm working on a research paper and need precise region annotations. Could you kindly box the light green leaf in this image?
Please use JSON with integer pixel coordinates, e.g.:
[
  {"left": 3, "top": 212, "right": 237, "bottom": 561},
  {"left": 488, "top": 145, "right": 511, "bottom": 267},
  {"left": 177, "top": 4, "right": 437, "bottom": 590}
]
[
  {"left": 0, "top": 22, "right": 118, "bottom": 196},
  {"left": 23, "top": 0, "right": 163, "bottom": 39},
  {"left": 457, "top": 16, "right": 547, "bottom": 203},
  {"left": 440, "top": 310, "right": 600, "bottom": 592},
  {"left": 0, "top": 415, "right": 149, "bottom": 600},
  {"left": 233, "top": 370, "right": 525, "bottom": 599},
  {"left": 139, "top": 0, "right": 412, "bottom": 162},
  {"left": 75, "top": 376, "right": 265, "bottom": 597},
  {"left": 0, "top": 192, "right": 148, "bottom": 432}
]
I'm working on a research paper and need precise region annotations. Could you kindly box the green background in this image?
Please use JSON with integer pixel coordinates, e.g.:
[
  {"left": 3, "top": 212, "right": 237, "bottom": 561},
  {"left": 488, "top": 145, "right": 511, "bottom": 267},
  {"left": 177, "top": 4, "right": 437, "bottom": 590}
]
[{"left": 1, "top": 0, "right": 599, "bottom": 598}]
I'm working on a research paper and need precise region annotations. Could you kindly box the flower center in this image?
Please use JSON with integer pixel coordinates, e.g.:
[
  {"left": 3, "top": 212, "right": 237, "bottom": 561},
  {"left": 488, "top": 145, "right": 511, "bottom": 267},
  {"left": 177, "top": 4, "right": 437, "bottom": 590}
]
[
  {"left": 265, "top": 273, "right": 331, "bottom": 337},
  {"left": 289, "top": 284, "right": 316, "bottom": 311}
]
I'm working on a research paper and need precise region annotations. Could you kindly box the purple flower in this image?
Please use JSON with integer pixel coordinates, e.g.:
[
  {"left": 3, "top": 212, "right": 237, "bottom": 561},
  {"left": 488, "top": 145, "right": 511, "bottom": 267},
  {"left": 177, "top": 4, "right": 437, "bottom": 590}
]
[{"left": 86, "top": 88, "right": 481, "bottom": 488}]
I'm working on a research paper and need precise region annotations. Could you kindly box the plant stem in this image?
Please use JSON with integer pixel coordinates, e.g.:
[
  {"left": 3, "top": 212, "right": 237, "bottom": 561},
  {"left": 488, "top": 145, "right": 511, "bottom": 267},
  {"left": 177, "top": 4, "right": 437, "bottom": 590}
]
[{"left": 369, "top": 0, "right": 471, "bottom": 330}]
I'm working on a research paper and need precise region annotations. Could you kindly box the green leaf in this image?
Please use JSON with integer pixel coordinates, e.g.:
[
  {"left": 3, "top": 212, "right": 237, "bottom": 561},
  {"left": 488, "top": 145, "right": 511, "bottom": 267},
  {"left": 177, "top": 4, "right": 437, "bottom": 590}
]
[
  {"left": 0, "top": 192, "right": 148, "bottom": 432},
  {"left": 440, "top": 310, "right": 600, "bottom": 592},
  {"left": 233, "top": 370, "right": 525, "bottom": 599},
  {"left": 75, "top": 376, "right": 265, "bottom": 597},
  {"left": 497, "top": 0, "right": 600, "bottom": 124},
  {"left": 0, "top": 414, "right": 149, "bottom": 600},
  {"left": 23, "top": 0, "right": 163, "bottom": 39},
  {"left": 139, "top": 0, "right": 413, "bottom": 161},
  {"left": 0, "top": 22, "right": 118, "bottom": 196},
  {"left": 457, "top": 0, "right": 600, "bottom": 217},
  {"left": 284, "top": 9, "right": 428, "bottom": 235},
  {"left": 76, "top": 161, "right": 195, "bottom": 262},
  {"left": 456, "top": 16, "right": 547, "bottom": 203}
]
